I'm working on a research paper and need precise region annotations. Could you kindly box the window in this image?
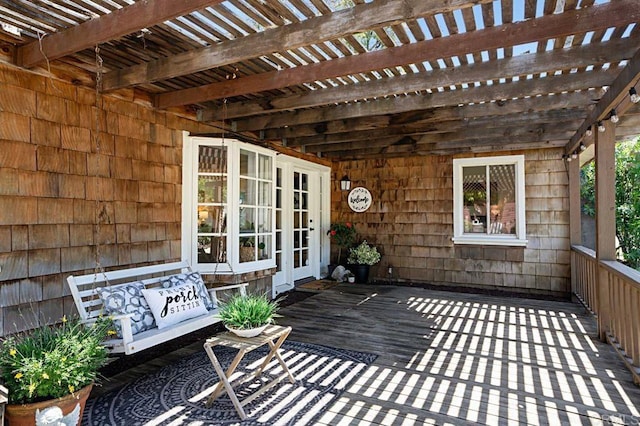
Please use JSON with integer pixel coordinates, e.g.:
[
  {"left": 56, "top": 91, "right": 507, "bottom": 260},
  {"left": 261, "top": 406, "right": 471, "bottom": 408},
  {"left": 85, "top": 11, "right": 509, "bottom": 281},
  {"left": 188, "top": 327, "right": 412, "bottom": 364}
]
[
  {"left": 452, "top": 155, "right": 527, "bottom": 246},
  {"left": 183, "top": 135, "right": 276, "bottom": 273}
]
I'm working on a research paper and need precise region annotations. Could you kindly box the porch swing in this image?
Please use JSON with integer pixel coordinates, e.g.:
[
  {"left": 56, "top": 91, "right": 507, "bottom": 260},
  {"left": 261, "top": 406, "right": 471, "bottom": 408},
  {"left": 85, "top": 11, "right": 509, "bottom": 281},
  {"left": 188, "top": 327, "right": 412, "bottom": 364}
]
[{"left": 66, "top": 46, "right": 247, "bottom": 355}]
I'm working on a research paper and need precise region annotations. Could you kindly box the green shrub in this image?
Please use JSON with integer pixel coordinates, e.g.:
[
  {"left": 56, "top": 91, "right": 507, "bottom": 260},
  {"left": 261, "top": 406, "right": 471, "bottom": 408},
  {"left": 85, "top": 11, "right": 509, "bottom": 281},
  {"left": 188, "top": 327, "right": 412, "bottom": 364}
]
[{"left": 0, "top": 316, "right": 113, "bottom": 404}]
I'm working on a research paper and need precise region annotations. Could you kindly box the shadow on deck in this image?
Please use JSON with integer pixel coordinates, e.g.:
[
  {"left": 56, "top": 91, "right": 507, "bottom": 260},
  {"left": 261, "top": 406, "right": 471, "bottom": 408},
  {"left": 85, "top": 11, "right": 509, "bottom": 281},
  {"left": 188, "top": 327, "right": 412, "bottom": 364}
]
[{"left": 95, "top": 283, "right": 640, "bottom": 425}]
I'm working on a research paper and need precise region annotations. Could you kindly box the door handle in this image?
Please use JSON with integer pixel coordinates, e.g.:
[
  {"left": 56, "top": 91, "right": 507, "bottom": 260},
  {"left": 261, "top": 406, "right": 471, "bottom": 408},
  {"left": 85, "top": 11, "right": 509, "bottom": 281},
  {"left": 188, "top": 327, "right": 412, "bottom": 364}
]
[{"left": 309, "top": 228, "right": 315, "bottom": 231}]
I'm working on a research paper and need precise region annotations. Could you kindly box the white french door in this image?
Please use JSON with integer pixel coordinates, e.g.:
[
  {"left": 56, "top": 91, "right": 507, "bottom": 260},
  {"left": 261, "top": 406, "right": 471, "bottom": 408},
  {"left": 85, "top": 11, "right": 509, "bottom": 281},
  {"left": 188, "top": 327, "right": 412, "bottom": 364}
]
[
  {"left": 273, "top": 158, "right": 329, "bottom": 296},
  {"left": 292, "top": 168, "right": 314, "bottom": 281}
]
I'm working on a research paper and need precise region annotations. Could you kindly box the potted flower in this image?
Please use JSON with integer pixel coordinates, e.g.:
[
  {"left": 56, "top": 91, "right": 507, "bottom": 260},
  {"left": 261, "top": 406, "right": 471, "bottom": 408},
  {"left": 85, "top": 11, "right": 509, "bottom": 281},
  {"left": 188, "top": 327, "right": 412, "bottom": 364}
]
[
  {"left": 0, "top": 316, "right": 114, "bottom": 425},
  {"left": 347, "top": 240, "right": 381, "bottom": 283},
  {"left": 327, "top": 222, "right": 356, "bottom": 266},
  {"left": 218, "top": 293, "right": 281, "bottom": 338}
]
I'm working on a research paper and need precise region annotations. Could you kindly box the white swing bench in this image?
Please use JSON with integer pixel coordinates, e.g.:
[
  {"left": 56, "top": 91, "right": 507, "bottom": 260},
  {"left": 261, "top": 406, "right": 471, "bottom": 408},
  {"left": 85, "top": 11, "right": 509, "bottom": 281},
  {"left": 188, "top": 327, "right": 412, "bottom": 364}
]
[{"left": 67, "top": 261, "right": 247, "bottom": 355}]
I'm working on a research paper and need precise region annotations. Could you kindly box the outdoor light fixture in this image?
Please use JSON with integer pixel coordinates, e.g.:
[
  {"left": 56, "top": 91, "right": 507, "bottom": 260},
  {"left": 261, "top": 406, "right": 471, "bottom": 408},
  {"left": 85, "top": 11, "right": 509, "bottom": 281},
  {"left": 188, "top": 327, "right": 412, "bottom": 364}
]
[
  {"left": 610, "top": 109, "right": 619, "bottom": 124},
  {"left": 585, "top": 127, "right": 593, "bottom": 137},
  {"left": 630, "top": 87, "right": 640, "bottom": 104},
  {"left": 571, "top": 152, "right": 578, "bottom": 160},
  {"left": 597, "top": 121, "right": 606, "bottom": 133},
  {"left": 580, "top": 142, "right": 586, "bottom": 151},
  {"left": 340, "top": 175, "right": 351, "bottom": 191},
  {"left": 565, "top": 154, "right": 572, "bottom": 162}
]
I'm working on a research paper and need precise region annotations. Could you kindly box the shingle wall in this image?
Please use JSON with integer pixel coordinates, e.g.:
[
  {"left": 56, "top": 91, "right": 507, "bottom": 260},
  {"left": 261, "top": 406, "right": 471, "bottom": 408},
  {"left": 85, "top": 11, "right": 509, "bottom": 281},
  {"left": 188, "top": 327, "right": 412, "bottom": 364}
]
[
  {"left": 332, "top": 150, "right": 570, "bottom": 297},
  {"left": 0, "top": 63, "right": 217, "bottom": 335}
]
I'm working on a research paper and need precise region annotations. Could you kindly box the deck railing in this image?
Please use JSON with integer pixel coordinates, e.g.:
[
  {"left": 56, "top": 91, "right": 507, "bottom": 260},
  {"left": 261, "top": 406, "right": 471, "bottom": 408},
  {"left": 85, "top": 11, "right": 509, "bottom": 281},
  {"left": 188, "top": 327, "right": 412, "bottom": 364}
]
[{"left": 572, "top": 245, "right": 640, "bottom": 384}]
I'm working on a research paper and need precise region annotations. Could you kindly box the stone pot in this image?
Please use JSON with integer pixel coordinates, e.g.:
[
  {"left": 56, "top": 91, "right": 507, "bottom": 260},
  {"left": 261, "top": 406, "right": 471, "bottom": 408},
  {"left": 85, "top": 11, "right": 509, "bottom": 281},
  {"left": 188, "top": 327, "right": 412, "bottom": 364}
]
[{"left": 5, "top": 383, "right": 93, "bottom": 426}]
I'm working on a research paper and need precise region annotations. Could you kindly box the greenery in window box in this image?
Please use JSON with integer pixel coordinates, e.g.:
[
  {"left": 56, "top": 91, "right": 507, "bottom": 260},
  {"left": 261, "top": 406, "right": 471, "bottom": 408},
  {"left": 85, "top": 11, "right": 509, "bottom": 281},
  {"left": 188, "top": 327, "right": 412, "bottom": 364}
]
[
  {"left": 217, "top": 294, "right": 281, "bottom": 330},
  {"left": 0, "top": 316, "right": 114, "bottom": 404},
  {"left": 347, "top": 240, "right": 381, "bottom": 266}
]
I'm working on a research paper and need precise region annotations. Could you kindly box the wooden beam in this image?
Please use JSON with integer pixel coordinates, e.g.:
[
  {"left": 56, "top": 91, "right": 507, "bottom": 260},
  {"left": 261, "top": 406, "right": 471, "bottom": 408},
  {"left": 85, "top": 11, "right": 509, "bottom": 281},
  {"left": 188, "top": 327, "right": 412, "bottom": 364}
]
[
  {"left": 567, "top": 47, "right": 640, "bottom": 153},
  {"left": 269, "top": 108, "right": 586, "bottom": 140},
  {"left": 103, "top": 0, "right": 492, "bottom": 91},
  {"left": 318, "top": 135, "right": 568, "bottom": 159},
  {"left": 166, "top": 1, "right": 638, "bottom": 108},
  {"left": 289, "top": 115, "right": 583, "bottom": 148},
  {"left": 305, "top": 123, "right": 575, "bottom": 153},
  {"left": 232, "top": 78, "right": 603, "bottom": 132},
  {"left": 201, "top": 37, "right": 636, "bottom": 120},
  {"left": 16, "top": 0, "right": 225, "bottom": 68}
]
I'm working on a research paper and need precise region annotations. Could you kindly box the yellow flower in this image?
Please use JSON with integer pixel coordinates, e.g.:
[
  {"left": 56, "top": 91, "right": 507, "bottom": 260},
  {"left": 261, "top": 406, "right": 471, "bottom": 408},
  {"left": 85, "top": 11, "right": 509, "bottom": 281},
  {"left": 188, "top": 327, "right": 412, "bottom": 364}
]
[
  {"left": 9, "top": 348, "right": 16, "bottom": 357},
  {"left": 107, "top": 329, "right": 117, "bottom": 336},
  {"left": 62, "top": 315, "right": 67, "bottom": 323},
  {"left": 68, "top": 385, "right": 75, "bottom": 393},
  {"left": 14, "top": 372, "right": 23, "bottom": 380},
  {"left": 42, "top": 373, "right": 49, "bottom": 379},
  {"left": 28, "top": 383, "right": 36, "bottom": 393}
]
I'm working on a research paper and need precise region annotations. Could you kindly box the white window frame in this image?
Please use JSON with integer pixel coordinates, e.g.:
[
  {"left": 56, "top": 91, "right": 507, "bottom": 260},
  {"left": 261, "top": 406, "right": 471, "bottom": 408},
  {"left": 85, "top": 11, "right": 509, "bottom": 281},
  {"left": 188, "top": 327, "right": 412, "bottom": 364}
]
[
  {"left": 452, "top": 155, "right": 527, "bottom": 246},
  {"left": 182, "top": 133, "right": 277, "bottom": 274}
]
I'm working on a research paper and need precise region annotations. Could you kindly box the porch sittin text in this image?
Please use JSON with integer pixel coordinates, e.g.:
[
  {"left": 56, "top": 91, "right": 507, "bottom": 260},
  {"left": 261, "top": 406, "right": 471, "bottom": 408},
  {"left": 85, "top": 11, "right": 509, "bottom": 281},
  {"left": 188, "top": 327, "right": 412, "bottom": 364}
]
[{"left": 160, "top": 285, "right": 202, "bottom": 317}]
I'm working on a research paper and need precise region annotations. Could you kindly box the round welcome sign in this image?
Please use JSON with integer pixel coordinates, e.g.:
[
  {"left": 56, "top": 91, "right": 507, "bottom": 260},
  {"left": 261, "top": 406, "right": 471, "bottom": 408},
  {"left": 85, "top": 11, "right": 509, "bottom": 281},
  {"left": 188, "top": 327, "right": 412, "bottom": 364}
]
[{"left": 348, "top": 186, "right": 372, "bottom": 212}]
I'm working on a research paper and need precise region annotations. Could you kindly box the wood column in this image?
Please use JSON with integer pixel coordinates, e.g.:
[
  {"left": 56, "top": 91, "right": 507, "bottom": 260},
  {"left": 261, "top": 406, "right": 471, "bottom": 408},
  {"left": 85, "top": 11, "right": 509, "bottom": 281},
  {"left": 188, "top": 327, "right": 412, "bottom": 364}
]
[
  {"left": 595, "top": 120, "right": 616, "bottom": 340},
  {"left": 568, "top": 153, "right": 582, "bottom": 296}
]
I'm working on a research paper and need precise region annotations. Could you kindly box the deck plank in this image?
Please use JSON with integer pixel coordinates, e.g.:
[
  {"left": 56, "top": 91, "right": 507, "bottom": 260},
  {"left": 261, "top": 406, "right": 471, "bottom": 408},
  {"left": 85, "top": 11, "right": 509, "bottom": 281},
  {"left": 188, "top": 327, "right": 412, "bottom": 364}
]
[
  {"left": 93, "top": 284, "right": 640, "bottom": 425},
  {"left": 278, "top": 284, "right": 640, "bottom": 425}
]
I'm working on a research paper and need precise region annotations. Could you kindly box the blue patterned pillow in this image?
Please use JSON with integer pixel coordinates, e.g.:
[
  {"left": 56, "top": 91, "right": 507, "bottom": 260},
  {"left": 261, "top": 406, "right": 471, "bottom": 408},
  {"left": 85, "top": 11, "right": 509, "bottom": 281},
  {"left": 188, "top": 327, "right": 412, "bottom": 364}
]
[
  {"left": 96, "top": 282, "right": 156, "bottom": 338},
  {"left": 161, "top": 272, "right": 215, "bottom": 310}
]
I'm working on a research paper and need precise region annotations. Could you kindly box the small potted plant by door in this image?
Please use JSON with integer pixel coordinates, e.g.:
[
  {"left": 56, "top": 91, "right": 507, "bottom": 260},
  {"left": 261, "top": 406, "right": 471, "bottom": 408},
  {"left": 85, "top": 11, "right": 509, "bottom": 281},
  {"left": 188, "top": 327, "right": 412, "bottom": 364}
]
[
  {"left": 0, "top": 316, "right": 113, "bottom": 426},
  {"left": 218, "top": 293, "right": 281, "bottom": 338},
  {"left": 347, "top": 240, "right": 381, "bottom": 284}
]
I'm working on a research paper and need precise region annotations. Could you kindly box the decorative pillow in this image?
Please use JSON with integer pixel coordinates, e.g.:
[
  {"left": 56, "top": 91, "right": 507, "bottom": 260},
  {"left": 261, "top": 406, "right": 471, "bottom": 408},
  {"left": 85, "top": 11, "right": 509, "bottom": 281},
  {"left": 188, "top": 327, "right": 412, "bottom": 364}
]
[
  {"left": 96, "top": 282, "right": 156, "bottom": 338},
  {"left": 142, "top": 282, "right": 209, "bottom": 329},
  {"left": 161, "top": 272, "right": 216, "bottom": 310}
]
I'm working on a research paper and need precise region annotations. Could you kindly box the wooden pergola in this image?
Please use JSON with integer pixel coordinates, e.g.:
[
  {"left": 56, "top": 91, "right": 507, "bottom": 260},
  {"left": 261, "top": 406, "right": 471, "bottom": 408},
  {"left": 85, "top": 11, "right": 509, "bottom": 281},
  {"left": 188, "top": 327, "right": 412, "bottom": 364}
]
[
  {"left": 2, "top": 0, "right": 640, "bottom": 384},
  {"left": 2, "top": 0, "right": 639, "bottom": 158}
]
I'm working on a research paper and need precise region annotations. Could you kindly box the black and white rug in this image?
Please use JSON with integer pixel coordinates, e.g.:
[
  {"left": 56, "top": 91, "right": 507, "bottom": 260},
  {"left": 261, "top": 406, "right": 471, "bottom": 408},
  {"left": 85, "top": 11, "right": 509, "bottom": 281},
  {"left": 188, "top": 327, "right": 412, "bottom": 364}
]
[{"left": 83, "top": 341, "right": 377, "bottom": 425}]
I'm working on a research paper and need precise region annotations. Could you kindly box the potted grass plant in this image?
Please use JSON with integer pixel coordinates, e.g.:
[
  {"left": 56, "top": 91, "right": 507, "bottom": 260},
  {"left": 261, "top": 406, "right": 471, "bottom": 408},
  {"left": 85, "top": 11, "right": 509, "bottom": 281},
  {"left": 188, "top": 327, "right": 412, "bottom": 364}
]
[
  {"left": 0, "top": 316, "right": 114, "bottom": 426},
  {"left": 218, "top": 293, "right": 281, "bottom": 338}
]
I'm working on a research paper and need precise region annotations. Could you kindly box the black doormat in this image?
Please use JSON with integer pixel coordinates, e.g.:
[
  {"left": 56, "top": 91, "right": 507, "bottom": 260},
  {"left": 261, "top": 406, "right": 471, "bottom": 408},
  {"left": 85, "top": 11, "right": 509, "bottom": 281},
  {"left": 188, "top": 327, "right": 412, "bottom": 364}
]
[{"left": 83, "top": 340, "right": 377, "bottom": 425}]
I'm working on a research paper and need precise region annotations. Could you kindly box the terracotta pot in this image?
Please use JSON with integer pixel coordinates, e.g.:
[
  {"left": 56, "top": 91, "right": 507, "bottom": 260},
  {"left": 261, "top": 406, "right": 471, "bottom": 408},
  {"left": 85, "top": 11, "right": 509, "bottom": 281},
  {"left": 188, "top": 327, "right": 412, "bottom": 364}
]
[{"left": 5, "top": 383, "right": 93, "bottom": 426}]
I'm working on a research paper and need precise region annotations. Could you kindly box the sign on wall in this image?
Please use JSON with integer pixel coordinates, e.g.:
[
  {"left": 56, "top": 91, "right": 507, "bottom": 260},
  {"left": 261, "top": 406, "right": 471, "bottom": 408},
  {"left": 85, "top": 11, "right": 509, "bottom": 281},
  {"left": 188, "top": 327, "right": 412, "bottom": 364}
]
[{"left": 348, "top": 187, "right": 372, "bottom": 212}]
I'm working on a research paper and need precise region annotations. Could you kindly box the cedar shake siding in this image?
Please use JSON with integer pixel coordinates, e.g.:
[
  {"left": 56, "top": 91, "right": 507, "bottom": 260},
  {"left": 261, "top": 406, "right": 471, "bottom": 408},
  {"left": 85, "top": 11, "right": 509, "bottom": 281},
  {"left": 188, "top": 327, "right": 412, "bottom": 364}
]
[
  {"left": 331, "top": 150, "right": 569, "bottom": 297},
  {"left": 0, "top": 63, "right": 213, "bottom": 335}
]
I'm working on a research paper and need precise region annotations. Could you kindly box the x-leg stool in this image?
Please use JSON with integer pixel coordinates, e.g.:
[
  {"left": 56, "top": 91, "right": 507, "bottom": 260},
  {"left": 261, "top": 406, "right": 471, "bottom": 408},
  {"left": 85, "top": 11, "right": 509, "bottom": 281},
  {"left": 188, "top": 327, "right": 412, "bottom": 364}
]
[{"left": 203, "top": 325, "right": 295, "bottom": 420}]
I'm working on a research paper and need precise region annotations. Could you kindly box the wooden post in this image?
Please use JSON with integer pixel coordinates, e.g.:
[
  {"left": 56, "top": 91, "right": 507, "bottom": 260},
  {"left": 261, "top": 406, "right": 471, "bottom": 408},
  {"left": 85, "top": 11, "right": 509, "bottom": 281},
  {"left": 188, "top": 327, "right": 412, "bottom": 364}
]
[
  {"left": 595, "top": 120, "right": 616, "bottom": 341},
  {"left": 568, "top": 154, "right": 582, "bottom": 295}
]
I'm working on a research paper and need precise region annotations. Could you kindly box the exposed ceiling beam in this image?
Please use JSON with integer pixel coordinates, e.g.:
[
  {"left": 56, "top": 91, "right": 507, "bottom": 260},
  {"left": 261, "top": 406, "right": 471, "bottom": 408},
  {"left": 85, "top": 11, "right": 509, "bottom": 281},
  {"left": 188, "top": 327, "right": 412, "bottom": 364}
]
[
  {"left": 269, "top": 108, "right": 586, "bottom": 140},
  {"left": 319, "top": 133, "right": 569, "bottom": 159},
  {"left": 200, "top": 37, "right": 635, "bottom": 121},
  {"left": 232, "top": 76, "right": 603, "bottom": 132},
  {"left": 567, "top": 47, "right": 640, "bottom": 153},
  {"left": 305, "top": 124, "right": 576, "bottom": 153},
  {"left": 168, "top": 0, "right": 638, "bottom": 109},
  {"left": 289, "top": 116, "right": 584, "bottom": 148},
  {"left": 103, "top": 0, "right": 492, "bottom": 91},
  {"left": 16, "top": 0, "right": 225, "bottom": 69}
]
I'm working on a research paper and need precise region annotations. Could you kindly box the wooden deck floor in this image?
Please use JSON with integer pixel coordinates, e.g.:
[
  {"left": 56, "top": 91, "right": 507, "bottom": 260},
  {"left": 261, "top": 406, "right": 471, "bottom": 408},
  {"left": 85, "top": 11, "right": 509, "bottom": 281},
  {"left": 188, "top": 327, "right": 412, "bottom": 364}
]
[
  {"left": 278, "top": 284, "right": 640, "bottom": 425},
  {"left": 97, "top": 284, "right": 640, "bottom": 425}
]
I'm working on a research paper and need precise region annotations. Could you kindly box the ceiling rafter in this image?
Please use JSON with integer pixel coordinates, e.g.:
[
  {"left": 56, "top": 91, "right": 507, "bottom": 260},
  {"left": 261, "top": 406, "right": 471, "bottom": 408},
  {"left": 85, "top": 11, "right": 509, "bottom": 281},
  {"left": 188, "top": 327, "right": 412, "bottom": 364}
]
[
  {"left": 164, "top": 0, "right": 639, "bottom": 110},
  {"left": 102, "top": 0, "right": 494, "bottom": 92},
  {"left": 199, "top": 37, "right": 634, "bottom": 122},
  {"left": 567, "top": 47, "right": 640, "bottom": 153},
  {"left": 16, "top": 0, "right": 226, "bottom": 68},
  {"left": 232, "top": 78, "right": 602, "bottom": 133}
]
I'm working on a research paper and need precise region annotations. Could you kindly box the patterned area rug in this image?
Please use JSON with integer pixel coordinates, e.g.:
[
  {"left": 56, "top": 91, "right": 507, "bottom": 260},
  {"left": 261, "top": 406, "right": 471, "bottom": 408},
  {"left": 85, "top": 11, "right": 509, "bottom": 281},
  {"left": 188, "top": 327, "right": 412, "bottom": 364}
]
[{"left": 83, "top": 341, "right": 377, "bottom": 425}]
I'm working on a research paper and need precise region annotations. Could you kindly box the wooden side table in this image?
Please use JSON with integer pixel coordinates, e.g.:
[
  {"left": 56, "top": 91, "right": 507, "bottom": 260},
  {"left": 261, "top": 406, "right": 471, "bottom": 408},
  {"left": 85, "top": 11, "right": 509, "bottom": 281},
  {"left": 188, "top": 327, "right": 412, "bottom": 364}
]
[{"left": 203, "top": 325, "right": 295, "bottom": 420}]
